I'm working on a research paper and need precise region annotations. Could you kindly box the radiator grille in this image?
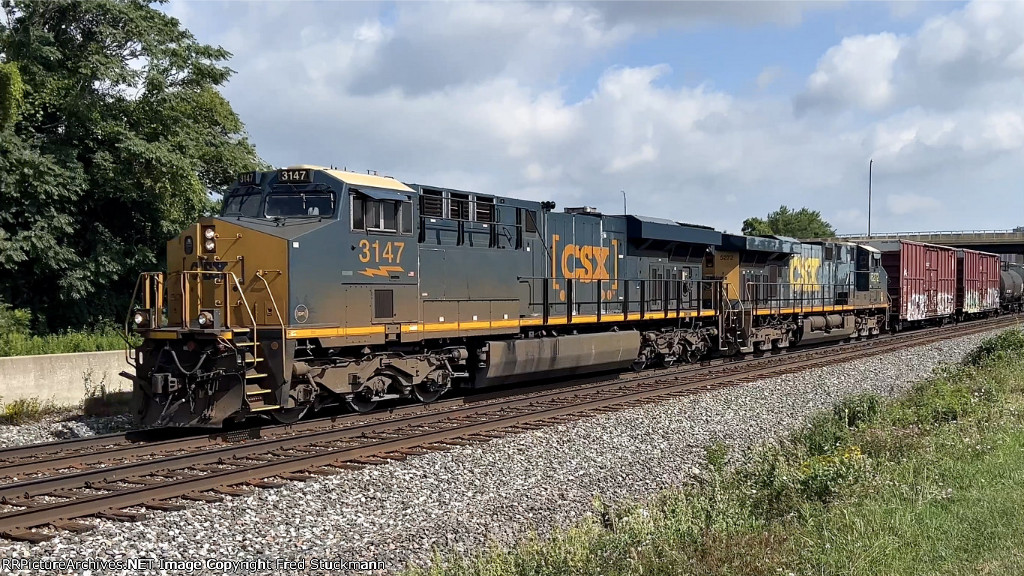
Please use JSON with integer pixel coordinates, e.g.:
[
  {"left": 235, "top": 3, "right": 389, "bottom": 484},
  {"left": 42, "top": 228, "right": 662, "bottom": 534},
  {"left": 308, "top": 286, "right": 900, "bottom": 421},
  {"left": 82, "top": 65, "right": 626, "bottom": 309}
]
[{"left": 374, "top": 289, "right": 394, "bottom": 319}]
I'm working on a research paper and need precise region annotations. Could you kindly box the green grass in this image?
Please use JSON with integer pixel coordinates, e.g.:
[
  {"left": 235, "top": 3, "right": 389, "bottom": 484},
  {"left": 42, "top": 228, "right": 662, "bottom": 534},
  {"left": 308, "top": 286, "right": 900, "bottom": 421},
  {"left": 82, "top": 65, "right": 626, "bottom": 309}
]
[
  {"left": 0, "top": 325, "right": 131, "bottom": 357},
  {"left": 407, "top": 328, "right": 1024, "bottom": 576},
  {"left": 0, "top": 299, "right": 134, "bottom": 356},
  {"left": 797, "top": 423, "right": 1024, "bottom": 575}
]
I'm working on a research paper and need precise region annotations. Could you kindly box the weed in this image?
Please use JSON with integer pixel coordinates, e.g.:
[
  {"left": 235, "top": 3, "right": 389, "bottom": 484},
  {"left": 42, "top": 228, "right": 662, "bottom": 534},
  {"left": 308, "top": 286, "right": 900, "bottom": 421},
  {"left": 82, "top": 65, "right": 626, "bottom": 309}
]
[
  {"left": 794, "top": 411, "right": 850, "bottom": 456},
  {"left": 734, "top": 444, "right": 803, "bottom": 522},
  {"left": 0, "top": 397, "right": 61, "bottom": 424},
  {"left": 797, "top": 445, "right": 866, "bottom": 503},
  {"left": 834, "top": 393, "right": 882, "bottom": 428},
  {"left": 0, "top": 300, "right": 137, "bottom": 357},
  {"left": 962, "top": 328, "right": 1024, "bottom": 366},
  {"left": 82, "top": 369, "right": 133, "bottom": 417},
  {"left": 705, "top": 440, "right": 729, "bottom": 474}
]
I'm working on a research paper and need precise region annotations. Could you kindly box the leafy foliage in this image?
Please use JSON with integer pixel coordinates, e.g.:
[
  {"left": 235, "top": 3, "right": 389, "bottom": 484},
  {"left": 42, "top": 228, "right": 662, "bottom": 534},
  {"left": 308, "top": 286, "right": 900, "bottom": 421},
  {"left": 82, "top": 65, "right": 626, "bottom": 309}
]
[
  {"left": 0, "top": 61, "right": 23, "bottom": 129},
  {"left": 962, "top": 328, "right": 1024, "bottom": 366},
  {"left": 0, "top": 0, "right": 262, "bottom": 330},
  {"left": 742, "top": 205, "right": 836, "bottom": 239},
  {"left": 1, "top": 296, "right": 132, "bottom": 356}
]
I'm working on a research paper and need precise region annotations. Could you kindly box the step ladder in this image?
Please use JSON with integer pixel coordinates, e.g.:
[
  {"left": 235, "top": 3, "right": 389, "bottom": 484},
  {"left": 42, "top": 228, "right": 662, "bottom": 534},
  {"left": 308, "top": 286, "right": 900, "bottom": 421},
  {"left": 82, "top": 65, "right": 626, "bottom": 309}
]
[{"left": 234, "top": 332, "right": 280, "bottom": 412}]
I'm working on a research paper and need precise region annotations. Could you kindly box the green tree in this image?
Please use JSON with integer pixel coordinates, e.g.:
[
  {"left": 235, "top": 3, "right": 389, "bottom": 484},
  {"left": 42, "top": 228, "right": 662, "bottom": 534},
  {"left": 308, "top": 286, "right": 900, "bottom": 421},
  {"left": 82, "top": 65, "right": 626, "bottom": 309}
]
[
  {"left": 742, "top": 205, "right": 836, "bottom": 239},
  {"left": 0, "top": 0, "right": 262, "bottom": 331},
  {"left": 0, "top": 60, "right": 23, "bottom": 129}
]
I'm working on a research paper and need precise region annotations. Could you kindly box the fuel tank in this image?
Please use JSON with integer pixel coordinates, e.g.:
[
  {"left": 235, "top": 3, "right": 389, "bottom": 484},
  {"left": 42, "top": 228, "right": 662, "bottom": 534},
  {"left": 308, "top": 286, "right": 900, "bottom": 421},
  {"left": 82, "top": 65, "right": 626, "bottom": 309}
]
[{"left": 473, "top": 331, "right": 641, "bottom": 387}]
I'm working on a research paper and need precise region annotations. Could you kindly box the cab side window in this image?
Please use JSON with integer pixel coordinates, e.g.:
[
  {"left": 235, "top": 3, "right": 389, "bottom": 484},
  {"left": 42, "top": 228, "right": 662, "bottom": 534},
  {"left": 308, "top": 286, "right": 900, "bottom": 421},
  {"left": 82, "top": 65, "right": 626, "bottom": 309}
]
[
  {"left": 352, "top": 195, "right": 366, "bottom": 230},
  {"left": 352, "top": 193, "right": 412, "bottom": 234}
]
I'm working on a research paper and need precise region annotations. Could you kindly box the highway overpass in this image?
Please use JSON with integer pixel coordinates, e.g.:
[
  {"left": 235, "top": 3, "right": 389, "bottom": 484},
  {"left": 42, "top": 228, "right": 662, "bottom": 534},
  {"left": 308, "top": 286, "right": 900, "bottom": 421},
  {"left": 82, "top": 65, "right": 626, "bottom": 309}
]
[{"left": 833, "top": 228, "right": 1024, "bottom": 256}]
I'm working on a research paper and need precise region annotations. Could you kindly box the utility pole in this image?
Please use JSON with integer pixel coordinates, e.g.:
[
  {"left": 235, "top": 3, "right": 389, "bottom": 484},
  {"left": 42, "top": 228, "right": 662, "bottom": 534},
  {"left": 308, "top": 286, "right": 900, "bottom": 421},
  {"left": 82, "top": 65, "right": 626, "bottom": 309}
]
[
  {"left": 622, "top": 190, "right": 627, "bottom": 216},
  {"left": 868, "top": 159, "right": 873, "bottom": 238}
]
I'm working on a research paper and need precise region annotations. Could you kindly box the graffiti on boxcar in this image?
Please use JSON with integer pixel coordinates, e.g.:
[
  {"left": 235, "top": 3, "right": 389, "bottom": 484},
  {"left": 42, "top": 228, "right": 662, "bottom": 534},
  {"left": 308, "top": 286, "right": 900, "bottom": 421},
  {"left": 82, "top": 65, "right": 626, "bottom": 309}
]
[
  {"left": 938, "top": 292, "right": 954, "bottom": 316},
  {"left": 985, "top": 289, "right": 1001, "bottom": 310},
  {"left": 964, "top": 290, "right": 982, "bottom": 314},
  {"left": 905, "top": 291, "right": 955, "bottom": 321}
]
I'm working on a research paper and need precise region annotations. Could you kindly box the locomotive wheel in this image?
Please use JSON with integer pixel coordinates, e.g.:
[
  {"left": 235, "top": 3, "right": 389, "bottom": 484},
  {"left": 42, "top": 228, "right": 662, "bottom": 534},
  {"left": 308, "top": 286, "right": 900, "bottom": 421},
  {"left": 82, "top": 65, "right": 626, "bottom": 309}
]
[
  {"left": 413, "top": 384, "right": 444, "bottom": 403},
  {"left": 345, "top": 394, "right": 378, "bottom": 413},
  {"left": 271, "top": 405, "right": 309, "bottom": 425},
  {"left": 413, "top": 370, "right": 450, "bottom": 404}
]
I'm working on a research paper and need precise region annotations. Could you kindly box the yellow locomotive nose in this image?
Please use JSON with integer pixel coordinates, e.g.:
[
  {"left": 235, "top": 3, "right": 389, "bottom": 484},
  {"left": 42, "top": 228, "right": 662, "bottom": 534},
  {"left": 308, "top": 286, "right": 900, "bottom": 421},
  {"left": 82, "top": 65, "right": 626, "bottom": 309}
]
[
  {"left": 126, "top": 216, "right": 293, "bottom": 426},
  {"left": 164, "top": 217, "right": 290, "bottom": 331}
]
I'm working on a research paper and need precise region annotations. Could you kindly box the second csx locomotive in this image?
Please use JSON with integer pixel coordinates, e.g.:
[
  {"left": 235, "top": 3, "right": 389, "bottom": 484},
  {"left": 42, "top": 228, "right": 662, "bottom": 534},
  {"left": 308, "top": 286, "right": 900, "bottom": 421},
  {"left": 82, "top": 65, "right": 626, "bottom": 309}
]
[{"left": 125, "top": 166, "right": 896, "bottom": 427}]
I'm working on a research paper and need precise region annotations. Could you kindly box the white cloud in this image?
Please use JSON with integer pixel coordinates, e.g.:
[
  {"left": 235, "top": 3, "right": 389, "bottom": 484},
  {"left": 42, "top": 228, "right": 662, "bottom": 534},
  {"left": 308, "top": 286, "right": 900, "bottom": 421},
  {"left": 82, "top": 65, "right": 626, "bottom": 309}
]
[
  {"left": 798, "top": 1, "right": 1024, "bottom": 114},
  {"left": 164, "top": 0, "right": 1024, "bottom": 235},
  {"left": 756, "top": 65, "right": 784, "bottom": 89},
  {"left": 592, "top": 1, "right": 833, "bottom": 28},
  {"left": 886, "top": 193, "right": 943, "bottom": 216},
  {"left": 797, "top": 33, "right": 904, "bottom": 112}
]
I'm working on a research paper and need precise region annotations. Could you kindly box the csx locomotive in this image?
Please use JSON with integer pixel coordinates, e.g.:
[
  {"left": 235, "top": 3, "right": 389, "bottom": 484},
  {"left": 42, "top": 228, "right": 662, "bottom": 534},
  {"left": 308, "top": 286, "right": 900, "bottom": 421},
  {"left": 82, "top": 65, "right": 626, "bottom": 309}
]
[{"left": 124, "top": 166, "right": 901, "bottom": 427}]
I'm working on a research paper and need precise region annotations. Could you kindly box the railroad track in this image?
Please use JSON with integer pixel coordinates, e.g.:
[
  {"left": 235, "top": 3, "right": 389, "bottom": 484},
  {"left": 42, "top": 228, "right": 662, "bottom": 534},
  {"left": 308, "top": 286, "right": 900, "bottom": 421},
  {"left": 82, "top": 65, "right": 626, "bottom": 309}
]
[{"left": 0, "top": 315, "right": 1017, "bottom": 543}]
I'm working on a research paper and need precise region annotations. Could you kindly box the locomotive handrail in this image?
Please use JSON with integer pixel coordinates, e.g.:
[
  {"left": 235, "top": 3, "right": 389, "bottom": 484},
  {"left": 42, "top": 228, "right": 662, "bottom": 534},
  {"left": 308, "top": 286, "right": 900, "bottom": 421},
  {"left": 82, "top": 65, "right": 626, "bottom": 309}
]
[
  {"left": 517, "top": 276, "right": 724, "bottom": 324},
  {"left": 255, "top": 270, "right": 288, "bottom": 385},
  {"left": 123, "top": 272, "right": 165, "bottom": 367},
  {"left": 741, "top": 280, "right": 860, "bottom": 316},
  {"left": 169, "top": 270, "right": 258, "bottom": 330}
]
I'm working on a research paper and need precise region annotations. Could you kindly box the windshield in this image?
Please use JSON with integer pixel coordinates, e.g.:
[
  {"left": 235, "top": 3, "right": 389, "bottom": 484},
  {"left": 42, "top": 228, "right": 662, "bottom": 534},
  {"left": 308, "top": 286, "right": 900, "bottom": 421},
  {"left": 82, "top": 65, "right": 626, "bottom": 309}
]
[
  {"left": 265, "top": 191, "right": 335, "bottom": 218},
  {"left": 222, "top": 191, "right": 262, "bottom": 217}
]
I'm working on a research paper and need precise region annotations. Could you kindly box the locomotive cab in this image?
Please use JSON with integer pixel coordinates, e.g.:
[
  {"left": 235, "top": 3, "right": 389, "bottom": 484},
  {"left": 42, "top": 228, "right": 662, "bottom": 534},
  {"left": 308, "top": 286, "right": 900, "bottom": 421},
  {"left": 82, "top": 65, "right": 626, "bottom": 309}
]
[{"left": 125, "top": 166, "right": 424, "bottom": 426}]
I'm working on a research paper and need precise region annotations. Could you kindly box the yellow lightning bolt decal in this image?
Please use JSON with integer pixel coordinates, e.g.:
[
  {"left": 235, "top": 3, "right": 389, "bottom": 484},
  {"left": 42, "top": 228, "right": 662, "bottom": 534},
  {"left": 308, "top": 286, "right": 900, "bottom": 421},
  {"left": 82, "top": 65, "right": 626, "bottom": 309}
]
[{"left": 359, "top": 265, "right": 405, "bottom": 278}]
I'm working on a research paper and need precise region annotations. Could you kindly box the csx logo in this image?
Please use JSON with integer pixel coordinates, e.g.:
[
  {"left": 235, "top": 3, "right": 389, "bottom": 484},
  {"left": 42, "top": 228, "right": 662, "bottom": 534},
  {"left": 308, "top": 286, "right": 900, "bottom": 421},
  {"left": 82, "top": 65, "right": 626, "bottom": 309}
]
[
  {"left": 561, "top": 244, "right": 611, "bottom": 283},
  {"left": 190, "top": 261, "right": 229, "bottom": 272},
  {"left": 550, "top": 234, "right": 612, "bottom": 284},
  {"left": 190, "top": 260, "right": 230, "bottom": 281},
  {"left": 790, "top": 255, "right": 822, "bottom": 292}
]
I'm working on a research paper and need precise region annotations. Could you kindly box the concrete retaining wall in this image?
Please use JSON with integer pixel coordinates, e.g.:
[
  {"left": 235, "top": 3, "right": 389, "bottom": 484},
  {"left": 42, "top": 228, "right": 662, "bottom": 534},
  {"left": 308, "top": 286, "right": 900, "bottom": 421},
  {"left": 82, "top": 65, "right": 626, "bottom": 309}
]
[{"left": 0, "top": 350, "right": 131, "bottom": 407}]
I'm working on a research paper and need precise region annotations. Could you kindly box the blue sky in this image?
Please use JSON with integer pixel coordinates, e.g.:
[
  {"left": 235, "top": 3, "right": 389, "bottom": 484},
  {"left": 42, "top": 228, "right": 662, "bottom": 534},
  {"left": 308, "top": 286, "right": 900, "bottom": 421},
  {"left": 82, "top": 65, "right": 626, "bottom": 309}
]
[{"left": 165, "top": 0, "right": 1023, "bottom": 234}]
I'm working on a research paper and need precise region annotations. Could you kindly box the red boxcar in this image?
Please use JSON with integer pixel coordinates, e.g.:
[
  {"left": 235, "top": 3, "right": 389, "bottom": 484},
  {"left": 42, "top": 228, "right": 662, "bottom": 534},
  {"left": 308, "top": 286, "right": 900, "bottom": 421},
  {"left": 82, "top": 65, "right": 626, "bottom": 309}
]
[
  {"left": 865, "top": 240, "right": 957, "bottom": 327},
  {"left": 957, "top": 249, "right": 1001, "bottom": 316}
]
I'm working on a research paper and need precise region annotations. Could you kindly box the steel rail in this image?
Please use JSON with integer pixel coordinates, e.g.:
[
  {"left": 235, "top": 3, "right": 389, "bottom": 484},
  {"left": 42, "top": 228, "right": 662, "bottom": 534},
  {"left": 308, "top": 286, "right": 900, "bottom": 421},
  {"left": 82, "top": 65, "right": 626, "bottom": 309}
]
[
  {"left": 0, "top": 315, "right": 1016, "bottom": 541},
  {"left": 0, "top": 315, "right": 1001, "bottom": 478}
]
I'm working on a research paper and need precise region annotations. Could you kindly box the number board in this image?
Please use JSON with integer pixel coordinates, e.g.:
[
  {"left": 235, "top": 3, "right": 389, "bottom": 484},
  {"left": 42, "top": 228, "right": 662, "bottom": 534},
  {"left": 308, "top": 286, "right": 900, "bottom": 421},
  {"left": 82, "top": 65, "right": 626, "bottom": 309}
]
[
  {"left": 237, "top": 171, "right": 261, "bottom": 185},
  {"left": 277, "top": 169, "right": 313, "bottom": 184}
]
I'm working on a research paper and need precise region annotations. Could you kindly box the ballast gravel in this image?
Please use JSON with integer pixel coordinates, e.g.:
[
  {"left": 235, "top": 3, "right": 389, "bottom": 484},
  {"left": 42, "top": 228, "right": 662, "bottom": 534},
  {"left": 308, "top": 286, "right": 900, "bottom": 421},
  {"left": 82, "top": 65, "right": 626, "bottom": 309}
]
[
  {"left": 0, "top": 414, "right": 132, "bottom": 449},
  {"left": 0, "top": 328, "right": 1009, "bottom": 575}
]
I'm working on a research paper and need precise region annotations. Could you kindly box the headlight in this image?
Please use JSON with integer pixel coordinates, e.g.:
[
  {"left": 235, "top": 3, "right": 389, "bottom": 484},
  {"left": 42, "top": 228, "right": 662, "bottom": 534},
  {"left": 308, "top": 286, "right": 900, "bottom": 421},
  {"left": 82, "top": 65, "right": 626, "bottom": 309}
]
[
  {"left": 197, "top": 311, "right": 213, "bottom": 327},
  {"left": 133, "top": 311, "right": 148, "bottom": 327},
  {"left": 202, "top": 226, "right": 216, "bottom": 253}
]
